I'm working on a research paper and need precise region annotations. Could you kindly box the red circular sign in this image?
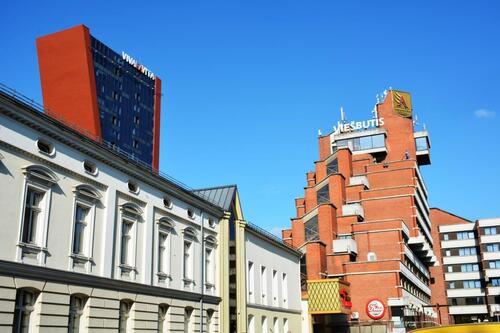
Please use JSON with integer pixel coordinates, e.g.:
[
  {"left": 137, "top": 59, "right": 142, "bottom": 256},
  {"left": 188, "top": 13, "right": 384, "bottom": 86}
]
[{"left": 366, "top": 298, "right": 385, "bottom": 320}]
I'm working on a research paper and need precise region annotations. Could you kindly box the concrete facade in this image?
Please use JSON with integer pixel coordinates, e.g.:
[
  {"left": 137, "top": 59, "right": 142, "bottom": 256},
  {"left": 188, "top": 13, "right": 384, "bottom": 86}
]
[
  {"left": 430, "top": 209, "right": 500, "bottom": 324},
  {"left": 0, "top": 89, "right": 225, "bottom": 332}
]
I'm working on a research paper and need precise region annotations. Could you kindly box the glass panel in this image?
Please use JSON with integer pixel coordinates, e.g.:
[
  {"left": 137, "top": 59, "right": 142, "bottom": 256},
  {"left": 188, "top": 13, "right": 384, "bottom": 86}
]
[
  {"left": 326, "top": 159, "right": 338, "bottom": 175},
  {"left": 304, "top": 216, "right": 319, "bottom": 242},
  {"left": 359, "top": 136, "right": 372, "bottom": 150},
  {"left": 316, "top": 185, "right": 330, "bottom": 205},
  {"left": 372, "top": 134, "right": 385, "bottom": 148},
  {"left": 415, "top": 137, "right": 428, "bottom": 151}
]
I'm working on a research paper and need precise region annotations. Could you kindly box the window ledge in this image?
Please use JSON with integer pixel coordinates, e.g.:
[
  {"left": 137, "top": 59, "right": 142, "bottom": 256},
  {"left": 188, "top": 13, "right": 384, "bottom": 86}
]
[
  {"left": 205, "top": 282, "right": 215, "bottom": 289},
  {"left": 17, "top": 242, "right": 47, "bottom": 253},
  {"left": 119, "top": 264, "right": 137, "bottom": 272},
  {"left": 70, "top": 253, "right": 93, "bottom": 262},
  {"left": 183, "top": 278, "right": 195, "bottom": 286},
  {"left": 157, "top": 272, "right": 172, "bottom": 280}
]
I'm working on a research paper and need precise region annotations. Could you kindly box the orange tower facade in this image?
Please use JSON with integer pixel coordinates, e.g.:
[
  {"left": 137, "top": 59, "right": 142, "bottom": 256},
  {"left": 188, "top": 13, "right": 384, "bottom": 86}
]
[
  {"left": 36, "top": 25, "right": 162, "bottom": 169},
  {"left": 283, "top": 90, "right": 435, "bottom": 331}
]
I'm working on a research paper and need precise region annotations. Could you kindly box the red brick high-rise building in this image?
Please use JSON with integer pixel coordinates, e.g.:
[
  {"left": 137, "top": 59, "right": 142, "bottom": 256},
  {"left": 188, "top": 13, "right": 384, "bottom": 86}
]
[{"left": 283, "top": 90, "right": 436, "bottom": 332}]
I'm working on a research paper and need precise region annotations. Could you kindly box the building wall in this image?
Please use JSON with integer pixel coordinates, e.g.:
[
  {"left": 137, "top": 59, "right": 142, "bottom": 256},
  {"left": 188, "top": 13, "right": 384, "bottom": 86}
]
[
  {"left": 0, "top": 93, "right": 223, "bottom": 332},
  {"left": 244, "top": 229, "right": 302, "bottom": 333}
]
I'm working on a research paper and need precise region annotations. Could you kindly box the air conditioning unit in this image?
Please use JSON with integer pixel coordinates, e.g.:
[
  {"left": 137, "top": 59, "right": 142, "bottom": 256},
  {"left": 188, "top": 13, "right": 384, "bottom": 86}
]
[
  {"left": 367, "top": 252, "right": 377, "bottom": 261},
  {"left": 351, "top": 312, "right": 359, "bottom": 319}
]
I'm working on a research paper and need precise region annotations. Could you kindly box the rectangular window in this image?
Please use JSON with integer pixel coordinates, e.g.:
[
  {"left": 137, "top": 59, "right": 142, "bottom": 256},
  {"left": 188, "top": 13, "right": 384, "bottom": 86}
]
[
  {"left": 272, "top": 270, "right": 278, "bottom": 306},
  {"left": 316, "top": 185, "right": 330, "bottom": 205},
  {"left": 73, "top": 205, "right": 89, "bottom": 254},
  {"left": 261, "top": 266, "right": 267, "bottom": 305},
  {"left": 443, "top": 233, "right": 449, "bottom": 241},
  {"left": 415, "top": 137, "right": 428, "bottom": 151},
  {"left": 158, "top": 233, "right": 168, "bottom": 273},
  {"left": 484, "top": 227, "right": 497, "bottom": 235},
  {"left": 304, "top": 216, "right": 319, "bottom": 242},
  {"left": 489, "top": 261, "right": 500, "bottom": 269},
  {"left": 22, "top": 188, "right": 44, "bottom": 244},
  {"left": 460, "top": 264, "right": 479, "bottom": 272},
  {"left": 457, "top": 231, "right": 474, "bottom": 240},
  {"left": 120, "top": 220, "right": 133, "bottom": 265},
  {"left": 248, "top": 261, "right": 255, "bottom": 302},
  {"left": 487, "top": 244, "right": 500, "bottom": 252},
  {"left": 183, "top": 241, "right": 193, "bottom": 280},
  {"left": 492, "top": 278, "right": 500, "bottom": 287},
  {"left": 282, "top": 273, "right": 288, "bottom": 308},
  {"left": 205, "top": 248, "right": 214, "bottom": 285},
  {"left": 326, "top": 158, "right": 338, "bottom": 175},
  {"left": 448, "top": 282, "right": 455, "bottom": 289},
  {"left": 458, "top": 247, "right": 477, "bottom": 256}
]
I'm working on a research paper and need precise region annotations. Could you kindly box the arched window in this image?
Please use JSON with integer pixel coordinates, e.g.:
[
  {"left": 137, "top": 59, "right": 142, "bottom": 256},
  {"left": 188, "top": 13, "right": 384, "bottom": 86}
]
[
  {"left": 70, "top": 185, "right": 101, "bottom": 271},
  {"left": 206, "top": 309, "right": 215, "bottom": 333},
  {"left": 68, "top": 294, "right": 88, "bottom": 333},
  {"left": 119, "top": 300, "right": 133, "bottom": 333},
  {"left": 261, "top": 316, "right": 268, "bottom": 333},
  {"left": 205, "top": 235, "right": 217, "bottom": 290},
  {"left": 184, "top": 307, "right": 194, "bottom": 333},
  {"left": 119, "top": 203, "right": 142, "bottom": 278},
  {"left": 12, "top": 288, "right": 39, "bottom": 333},
  {"left": 18, "top": 165, "right": 58, "bottom": 264},
  {"left": 183, "top": 227, "right": 197, "bottom": 286},
  {"left": 248, "top": 314, "right": 255, "bottom": 333},
  {"left": 273, "top": 317, "right": 279, "bottom": 333},
  {"left": 158, "top": 304, "right": 169, "bottom": 333},
  {"left": 157, "top": 218, "right": 174, "bottom": 282}
]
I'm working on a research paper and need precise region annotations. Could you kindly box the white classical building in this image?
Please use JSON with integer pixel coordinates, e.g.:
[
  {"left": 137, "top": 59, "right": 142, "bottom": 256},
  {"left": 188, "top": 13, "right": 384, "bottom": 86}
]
[{"left": 0, "top": 87, "right": 226, "bottom": 332}]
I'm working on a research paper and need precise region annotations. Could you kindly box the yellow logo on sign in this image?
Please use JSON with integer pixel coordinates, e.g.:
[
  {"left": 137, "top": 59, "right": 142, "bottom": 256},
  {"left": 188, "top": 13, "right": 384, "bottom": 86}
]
[{"left": 393, "top": 91, "right": 412, "bottom": 118}]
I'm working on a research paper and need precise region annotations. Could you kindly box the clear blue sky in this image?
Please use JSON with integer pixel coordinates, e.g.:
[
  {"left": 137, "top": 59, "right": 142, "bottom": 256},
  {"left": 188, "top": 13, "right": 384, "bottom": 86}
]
[{"left": 2, "top": 1, "right": 499, "bottom": 234}]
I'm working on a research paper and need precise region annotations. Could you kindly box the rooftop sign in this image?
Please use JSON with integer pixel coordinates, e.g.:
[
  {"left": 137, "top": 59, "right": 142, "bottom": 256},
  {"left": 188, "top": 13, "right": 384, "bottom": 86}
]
[
  {"left": 333, "top": 117, "right": 384, "bottom": 135},
  {"left": 122, "top": 52, "right": 155, "bottom": 80}
]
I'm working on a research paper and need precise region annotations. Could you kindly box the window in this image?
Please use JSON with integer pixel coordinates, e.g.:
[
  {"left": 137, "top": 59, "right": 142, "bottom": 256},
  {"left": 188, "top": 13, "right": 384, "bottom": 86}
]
[
  {"left": 68, "top": 295, "right": 87, "bottom": 333},
  {"left": 184, "top": 241, "right": 193, "bottom": 281},
  {"left": 21, "top": 188, "right": 44, "bottom": 244},
  {"left": 273, "top": 317, "right": 279, "bottom": 333},
  {"left": 492, "top": 278, "right": 500, "bottom": 287},
  {"left": 456, "top": 231, "right": 474, "bottom": 240},
  {"left": 283, "top": 318, "right": 289, "bottom": 333},
  {"left": 36, "top": 139, "right": 55, "bottom": 156},
  {"left": 489, "top": 261, "right": 500, "bottom": 269},
  {"left": 18, "top": 166, "right": 58, "bottom": 262},
  {"left": 206, "top": 309, "right": 215, "bottom": 333},
  {"left": 83, "top": 160, "right": 98, "bottom": 175},
  {"left": 261, "top": 266, "right": 268, "bottom": 305},
  {"left": 248, "top": 315, "right": 255, "bottom": 333},
  {"left": 484, "top": 227, "right": 497, "bottom": 235},
  {"left": 121, "top": 219, "right": 133, "bottom": 266},
  {"left": 158, "top": 304, "right": 169, "bottom": 333},
  {"left": 463, "top": 280, "right": 481, "bottom": 289},
  {"left": 448, "top": 282, "right": 456, "bottom": 289},
  {"left": 157, "top": 217, "right": 174, "bottom": 280},
  {"left": 326, "top": 158, "right": 338, "bottom": 175},
  {"left": 316, "top": 185, "right": 329, "bottom": 205},
  {"left": 261, "top": 316, "right": 268, "bottom": 333},
  {"left": 205, "top": 247, "right": 214, "bottom": 285},
  {"left": 248, "top": 261, "right": 255, "bottom": 302},
  {"left": 415, "top": 137, "right": 429, "bottom": 151},
  {"left": 460, "top": 264, "right": 479, "bottom": 272},
  {"left": 127, "top": 181, "right": 139, "bottom": 194},
  {"left": 163, "top": 197, "right": 172, "bottom": 208},
  {"left": 119, "top": 300, "right": 133, "bottom": 333},
  {"left": 187, "top": 209, "right": 195, "bottom": 219},
  {"left": 272, "top": 270, "right": 279, "bottom": 306},
  {"left": 184, "top": 307, "right": 194, "bottom": 333},
  {"left": 134, "top": 116, "right": 140, "bottom": 125},
  {"left": 282, "top": 273, "right": 288, "bottom": 308},
  {"left": 443, "top": 233, "right": 449, "bottom": 241},
  {"left": 12, "top": 289, "right": 38, "bottom": 333},
  {"left": 445, "top": 250, "right": 451, "bottom": 256},
  {"left": 183, "top": 227, "right": 197, "bottom": 285},
  {"left": 487, "top": 244, "right": 500, "bottom": 252},
  {"left": 304, "top": 216, "right": 319, "bottom": 242},
  {"left": 447, "top": 266, "right": 453, "bottom": 273},
  {"left": 158, "top": 233, "right": 168, "bottom": 273},
  {"left": 458, "top": 247, "right": 477, "bottom": 256},
  {"left": 72, "top": 205, "right": 89, "bottom": 255},
  {"left": 132, "top": 140, "right": 139, "bottom": 149}
]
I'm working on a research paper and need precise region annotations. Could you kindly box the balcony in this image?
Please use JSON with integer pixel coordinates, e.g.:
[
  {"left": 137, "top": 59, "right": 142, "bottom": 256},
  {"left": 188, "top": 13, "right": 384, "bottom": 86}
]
[
  {"left": 349, "top": 175, "right": 369, "bottom": 188},
  {"left": 307, "top": 278, "right": 352, "bottom": 314},
  {"left": 485, "top": 268, "right": 500, "bottom": 278},
  {"left": 449, "top": 305, "right": 488, "bottom": 315},
  {"left": 414, "top": 131, "right": 431, "bottom": 166},
  {"left": 408, "top": 235, "right": 436, "bottom": 265},
  {"left": 333, "top": 238, "right": 358, "bottom": 255},
  {"left": 342, "top": 203, "right": 364, "bottom": 220}
]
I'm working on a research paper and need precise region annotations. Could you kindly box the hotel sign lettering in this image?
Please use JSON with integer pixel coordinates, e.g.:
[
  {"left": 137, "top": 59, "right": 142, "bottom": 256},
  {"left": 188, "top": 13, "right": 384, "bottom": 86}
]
[
  {"left": 333, "top": 117, "right": 384, "bottom": 135},
  {"left": 122, "top": 52, "right": 156, "bottom": 80}
]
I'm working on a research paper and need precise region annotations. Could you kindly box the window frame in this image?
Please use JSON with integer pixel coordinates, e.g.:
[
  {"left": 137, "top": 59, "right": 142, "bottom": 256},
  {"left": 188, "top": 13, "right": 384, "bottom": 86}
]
[
  {"left": 156, "top": 217, "right": 174, "bottom": 284},
  {"left": 117, "top": 203, "right": 142, "bottom": 279}
]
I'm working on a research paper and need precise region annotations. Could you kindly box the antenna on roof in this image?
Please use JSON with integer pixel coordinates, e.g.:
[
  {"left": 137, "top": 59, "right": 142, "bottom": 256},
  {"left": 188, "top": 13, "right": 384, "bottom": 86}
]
[
  {"left": 372, "top": 106, "right": 378, "bottom": 119},
  {"left": 318, "top": 129, "right": 322, "bottom": 136},
  {"left": 423, "top": 123, "right": 427, "bottom": 131},
  {"left": 376, "top": 94, "right": 380, "bottom": 103},
  {"left": 340, "top": 106, "right": 346, "bottom": 123},
  {"left": 413, "top": 114, "right": 419, "bottom": 127}
]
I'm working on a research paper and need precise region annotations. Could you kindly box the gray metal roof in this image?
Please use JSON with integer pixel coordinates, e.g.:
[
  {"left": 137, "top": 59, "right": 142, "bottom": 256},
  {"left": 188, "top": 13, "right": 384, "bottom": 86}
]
[{"left": 192, "top": 185, "right": 237, "bottom": 211}]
